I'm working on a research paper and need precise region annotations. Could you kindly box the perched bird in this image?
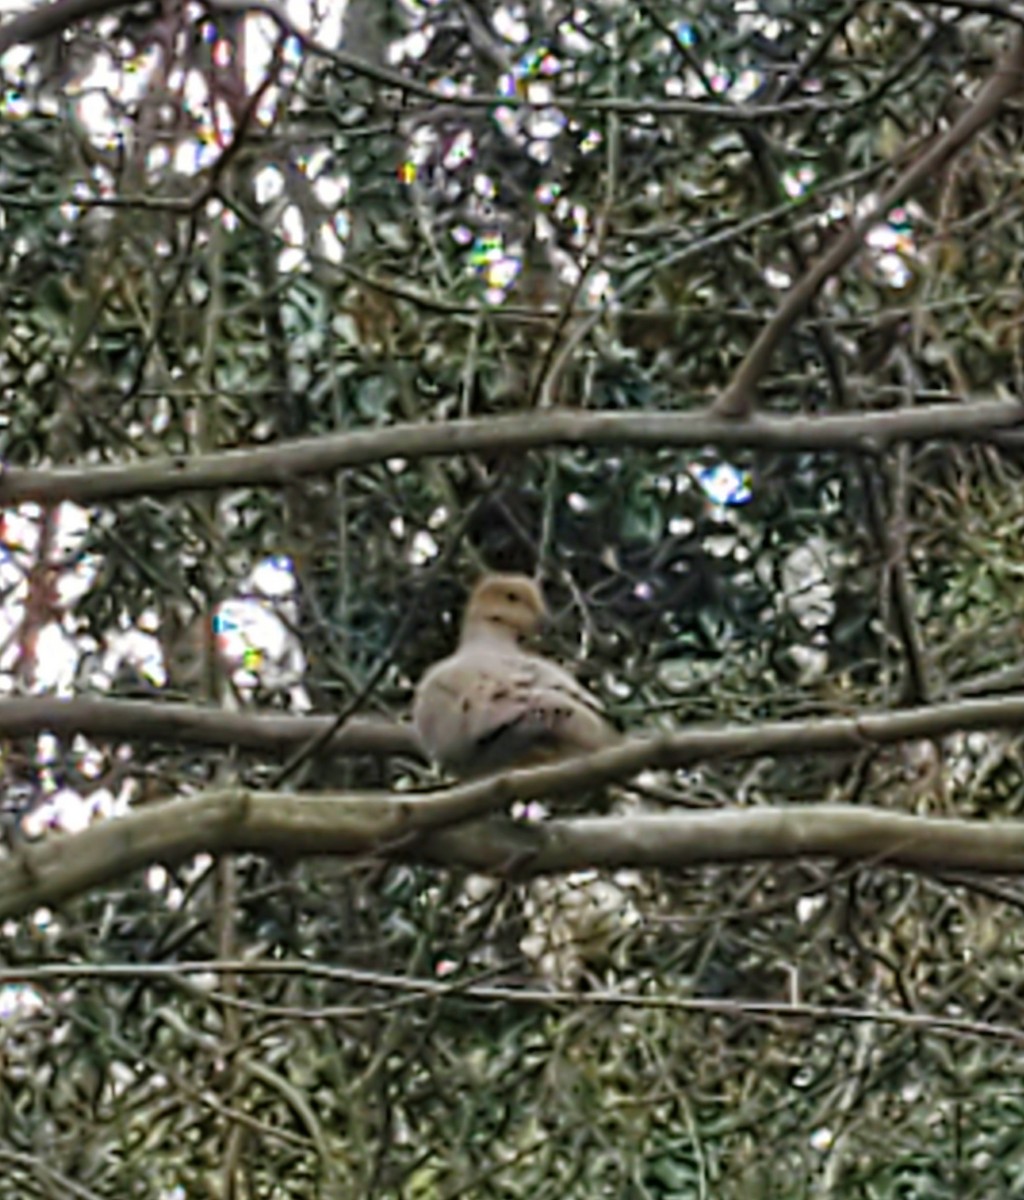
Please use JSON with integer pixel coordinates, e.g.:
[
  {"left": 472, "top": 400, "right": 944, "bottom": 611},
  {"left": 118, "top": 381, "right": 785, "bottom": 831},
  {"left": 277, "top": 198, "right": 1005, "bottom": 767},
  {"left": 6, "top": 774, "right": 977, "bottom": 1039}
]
[{"left": 413, "top": 573, "right": 620, "bottom": 778}]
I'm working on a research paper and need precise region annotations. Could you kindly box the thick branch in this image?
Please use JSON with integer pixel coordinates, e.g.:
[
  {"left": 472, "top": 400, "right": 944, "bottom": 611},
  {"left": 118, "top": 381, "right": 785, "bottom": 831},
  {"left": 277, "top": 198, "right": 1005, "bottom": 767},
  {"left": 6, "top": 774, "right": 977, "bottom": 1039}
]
[
  {"left": 1, "top": 400, "right": 1022, "bottom": 505},
  {"left": 5, "top": 790, "right": 1024, "bottom": 919},
  {"left": 715, "top": 32, "right": 1024, "bottom": 417}
]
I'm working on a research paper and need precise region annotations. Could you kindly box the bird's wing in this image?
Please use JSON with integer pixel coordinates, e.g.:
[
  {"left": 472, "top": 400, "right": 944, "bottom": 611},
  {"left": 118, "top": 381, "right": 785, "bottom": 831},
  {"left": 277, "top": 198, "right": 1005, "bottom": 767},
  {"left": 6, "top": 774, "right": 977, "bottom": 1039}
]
[{"left": 413, "top": 648, "right": 619, "bottom": 776}]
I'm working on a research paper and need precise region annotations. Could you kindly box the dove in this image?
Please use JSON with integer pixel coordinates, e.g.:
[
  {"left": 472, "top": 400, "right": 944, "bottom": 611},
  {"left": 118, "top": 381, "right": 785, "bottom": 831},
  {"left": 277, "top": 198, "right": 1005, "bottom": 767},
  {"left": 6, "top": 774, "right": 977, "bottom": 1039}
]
[{"left": 413, "top": 573, "right": 620, "bottom": 778}]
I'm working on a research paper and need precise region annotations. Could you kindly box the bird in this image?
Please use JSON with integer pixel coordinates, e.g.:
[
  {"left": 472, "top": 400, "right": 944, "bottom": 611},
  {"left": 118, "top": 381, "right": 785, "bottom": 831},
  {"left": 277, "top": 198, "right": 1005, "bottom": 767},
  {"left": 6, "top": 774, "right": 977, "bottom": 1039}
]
[{"left": 412, "top": 573, "right": 620, "bottom": 778}]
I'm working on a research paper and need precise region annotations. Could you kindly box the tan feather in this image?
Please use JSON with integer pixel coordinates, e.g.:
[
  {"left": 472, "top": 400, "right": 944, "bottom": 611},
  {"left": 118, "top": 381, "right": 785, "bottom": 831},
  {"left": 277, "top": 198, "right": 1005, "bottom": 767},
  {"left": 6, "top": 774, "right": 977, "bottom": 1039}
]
[{"left": 413, "top": 573, "right": 620, "bottom": 777}]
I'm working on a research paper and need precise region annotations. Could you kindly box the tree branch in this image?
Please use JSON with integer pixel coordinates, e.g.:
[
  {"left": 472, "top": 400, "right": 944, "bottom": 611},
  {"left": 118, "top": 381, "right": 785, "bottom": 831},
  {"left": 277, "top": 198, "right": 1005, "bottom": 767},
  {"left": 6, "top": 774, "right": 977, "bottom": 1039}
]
[
  {"left": 714, "top": 31, "right": 1024, "bottom": 418},
  {"left": 0, "top": 696, "right": 419, "bottom": 758},
  {"left": 5, "top": 789, "right": 1024, "bottom": 919},
  {"left": 3, "top": 957, "right": 1023, "bottom": 1048},
  {"left": 9, "top": 691, "right": 1024, "bottom": 769},
  {"left": 10, "top": 686, "right": 1024, "bottom": 915},
  {"left": 2, "top": 399, "right": 1023, "bottom": 505}
]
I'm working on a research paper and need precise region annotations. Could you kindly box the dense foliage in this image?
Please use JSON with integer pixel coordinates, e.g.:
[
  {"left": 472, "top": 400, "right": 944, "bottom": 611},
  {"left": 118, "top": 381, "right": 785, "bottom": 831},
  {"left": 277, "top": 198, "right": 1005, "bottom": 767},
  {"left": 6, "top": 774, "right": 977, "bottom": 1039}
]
[{"left": 2, "top": 2, "right": 1024, "bottom": 1196}]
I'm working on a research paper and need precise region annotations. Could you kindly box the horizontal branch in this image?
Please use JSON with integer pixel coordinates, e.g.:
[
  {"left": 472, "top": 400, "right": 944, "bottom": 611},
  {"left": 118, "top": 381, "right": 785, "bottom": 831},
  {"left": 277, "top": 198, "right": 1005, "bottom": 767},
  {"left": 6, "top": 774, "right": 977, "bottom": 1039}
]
[
  {"left": 2, "top": 958, "right": 1022, "bottom": 1048},
  {"left": 7, "top": 690, "right": 1024, "bottom": 915},
  {"left": 5, "top": 786, "right": 1024, "bottom": 920},
  {"left": 0, "top": 697, "right": 419, "bottom": 759},
  {"left": 10, "top": 691, "right": 1024, "bottom": 771},
  {"left": 2, "top": 400, "right": 1023, "bottom": 504}
]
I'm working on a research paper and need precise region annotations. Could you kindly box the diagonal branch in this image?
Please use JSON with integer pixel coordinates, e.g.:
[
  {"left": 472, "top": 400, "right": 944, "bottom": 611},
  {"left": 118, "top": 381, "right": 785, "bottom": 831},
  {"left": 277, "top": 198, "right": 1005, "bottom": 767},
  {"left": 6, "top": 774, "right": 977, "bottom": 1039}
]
[{"left": 714, "top": 31, "right": 1024, "bottom": 418}]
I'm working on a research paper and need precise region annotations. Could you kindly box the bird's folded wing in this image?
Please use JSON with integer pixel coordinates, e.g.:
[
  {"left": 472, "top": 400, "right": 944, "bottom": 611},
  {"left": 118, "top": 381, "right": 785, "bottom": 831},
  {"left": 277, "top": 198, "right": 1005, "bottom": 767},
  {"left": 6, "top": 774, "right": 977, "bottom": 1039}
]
[{"left": 414, "top": 651, "right": 618, "bottom": 776}]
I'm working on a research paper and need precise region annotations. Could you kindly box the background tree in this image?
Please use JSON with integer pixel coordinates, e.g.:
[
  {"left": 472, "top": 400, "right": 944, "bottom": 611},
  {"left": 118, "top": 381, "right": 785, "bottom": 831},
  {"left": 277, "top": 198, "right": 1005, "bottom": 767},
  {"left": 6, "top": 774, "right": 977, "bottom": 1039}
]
[{"left": 2, "top": 1, "right": 1024, "bottom": 1196}]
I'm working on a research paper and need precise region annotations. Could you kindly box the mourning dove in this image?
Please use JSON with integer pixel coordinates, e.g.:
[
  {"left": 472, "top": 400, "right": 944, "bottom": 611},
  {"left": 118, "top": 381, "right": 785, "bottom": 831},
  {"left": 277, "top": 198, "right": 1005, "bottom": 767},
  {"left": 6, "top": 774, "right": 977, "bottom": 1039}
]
[{"left": 413, "top": 573, "right": 620, "bottom": 777}]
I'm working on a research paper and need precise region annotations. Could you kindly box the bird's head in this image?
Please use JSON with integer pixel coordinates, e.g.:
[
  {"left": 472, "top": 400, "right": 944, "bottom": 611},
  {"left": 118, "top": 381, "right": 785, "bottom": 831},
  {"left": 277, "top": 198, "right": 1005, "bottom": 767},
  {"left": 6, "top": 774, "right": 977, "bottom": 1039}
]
[{"left": 462, "top": 573, "right": 547, "bottom": 643}]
